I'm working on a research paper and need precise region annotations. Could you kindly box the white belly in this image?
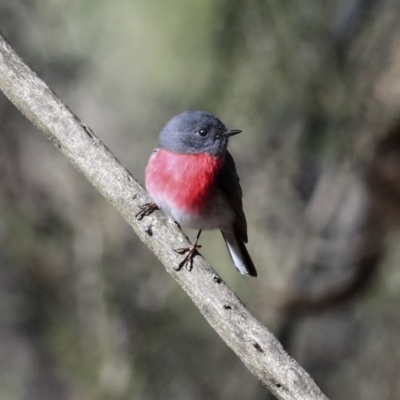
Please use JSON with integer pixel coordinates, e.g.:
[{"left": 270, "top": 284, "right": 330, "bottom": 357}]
[{"left": 155, "top": 191, "right": 235, "bottom": 232}]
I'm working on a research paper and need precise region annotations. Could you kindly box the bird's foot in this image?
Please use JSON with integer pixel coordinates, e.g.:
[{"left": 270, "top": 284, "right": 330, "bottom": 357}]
[
  {"left": 136, "top": 202, "right": 158, "bottom": 220},
  {"left": 174, "top": 243, "right": 202, "bottom": 271}
]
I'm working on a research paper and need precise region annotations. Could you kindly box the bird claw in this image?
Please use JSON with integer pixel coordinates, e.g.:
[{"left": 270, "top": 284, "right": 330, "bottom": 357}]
[
  {"left": 136, "top": 202, "right": 158, "bottom": 220},
  {"left": 175, "top": 244, "right": 202, "bottom": 255},
  {"left": 174, "top": 244, "right": 202, "bottom": 271}
]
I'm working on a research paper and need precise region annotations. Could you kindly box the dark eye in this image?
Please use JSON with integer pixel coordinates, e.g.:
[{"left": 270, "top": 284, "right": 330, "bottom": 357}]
[{"left": 198, "top": 128, "right": 208, "bottom": 137}]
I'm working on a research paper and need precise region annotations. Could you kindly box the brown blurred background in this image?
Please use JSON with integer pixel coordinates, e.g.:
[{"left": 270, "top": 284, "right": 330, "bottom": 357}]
[{"left": 1, "top": 1, "right": 400, "bottom": 399}]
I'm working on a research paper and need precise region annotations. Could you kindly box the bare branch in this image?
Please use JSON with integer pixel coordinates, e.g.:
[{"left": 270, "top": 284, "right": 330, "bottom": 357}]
[{"left": 0, "top": 32, "right": 328, "bottom": 400}]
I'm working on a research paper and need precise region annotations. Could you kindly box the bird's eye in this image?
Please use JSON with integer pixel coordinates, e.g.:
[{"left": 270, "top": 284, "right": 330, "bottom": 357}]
[{"left": 198, "top": 129, "right": 208, "bottom": 137}]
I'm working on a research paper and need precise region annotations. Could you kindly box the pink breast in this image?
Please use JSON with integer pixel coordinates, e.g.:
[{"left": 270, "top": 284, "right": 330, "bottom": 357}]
[{"left": 145, "top": 149, "right": 223, "bottom": 214}]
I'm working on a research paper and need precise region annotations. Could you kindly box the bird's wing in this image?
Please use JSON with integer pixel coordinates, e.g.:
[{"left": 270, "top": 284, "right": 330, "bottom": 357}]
[{"left": 216, "top": 151, "right": 248, "bottom": 243}]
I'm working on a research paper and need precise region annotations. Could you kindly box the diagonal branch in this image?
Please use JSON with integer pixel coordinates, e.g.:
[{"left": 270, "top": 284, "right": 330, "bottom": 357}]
[{"left": 0, "top": 32, "right": 328, "bottom": 400}]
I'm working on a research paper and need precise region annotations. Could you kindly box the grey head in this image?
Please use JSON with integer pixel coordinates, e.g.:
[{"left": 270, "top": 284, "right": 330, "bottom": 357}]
[{"left": 159, "top": 111, "right": 242, "bottom": 157}]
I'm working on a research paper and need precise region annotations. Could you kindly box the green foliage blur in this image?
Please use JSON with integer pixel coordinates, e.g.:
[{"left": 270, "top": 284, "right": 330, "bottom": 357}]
[{"left": 1, "top": 1, "right": 400, "bottom": 399}]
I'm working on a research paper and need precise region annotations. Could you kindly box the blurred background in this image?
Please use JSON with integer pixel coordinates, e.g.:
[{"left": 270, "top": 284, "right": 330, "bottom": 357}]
[{"left": 1, "top": 1, "right": 400, "bottom": 399}]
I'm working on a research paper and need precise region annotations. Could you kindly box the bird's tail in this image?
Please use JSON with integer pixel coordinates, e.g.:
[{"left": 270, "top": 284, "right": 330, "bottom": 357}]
[{"left": 221, "top": 231, "right": 257, "bottom": 277}]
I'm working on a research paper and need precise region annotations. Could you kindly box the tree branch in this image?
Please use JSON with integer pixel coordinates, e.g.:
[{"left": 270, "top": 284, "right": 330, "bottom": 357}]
[{"left": 0, "top": 32, "right": 328, "bottom": 400}]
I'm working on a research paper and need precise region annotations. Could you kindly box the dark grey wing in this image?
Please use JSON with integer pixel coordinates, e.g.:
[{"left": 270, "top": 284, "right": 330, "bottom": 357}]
[{"left": 216, "top": 151, "right": 248, "bottom": 243}]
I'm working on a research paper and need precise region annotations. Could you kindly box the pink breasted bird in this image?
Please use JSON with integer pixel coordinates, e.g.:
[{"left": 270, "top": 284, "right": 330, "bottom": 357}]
[{"left": 141, "top": 111, "right": 257, "bottom": 277}]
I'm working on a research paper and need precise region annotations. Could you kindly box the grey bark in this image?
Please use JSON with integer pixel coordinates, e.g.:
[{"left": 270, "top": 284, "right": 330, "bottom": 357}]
[{"left": 0, "top": 32, "right": 328, "bottom": 400}]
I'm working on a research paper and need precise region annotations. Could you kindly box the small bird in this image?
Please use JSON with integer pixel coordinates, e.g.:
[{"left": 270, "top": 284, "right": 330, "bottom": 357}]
[{"left": 139, "top": 111, "right": 257, "bottom": 277}]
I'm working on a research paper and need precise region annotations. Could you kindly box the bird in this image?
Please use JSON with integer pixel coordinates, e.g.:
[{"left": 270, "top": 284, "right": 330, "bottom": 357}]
[{"left": 138, "top": 111, "right": 257, "bottom": 277}]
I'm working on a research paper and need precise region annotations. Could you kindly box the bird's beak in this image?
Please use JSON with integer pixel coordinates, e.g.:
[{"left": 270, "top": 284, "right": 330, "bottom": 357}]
[{"left": 221, "top": 129, "right": 242, "bottom": 137}]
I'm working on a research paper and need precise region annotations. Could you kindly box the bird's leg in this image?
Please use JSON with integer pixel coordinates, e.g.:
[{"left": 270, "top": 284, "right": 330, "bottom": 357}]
[
  {"left": 136, "top": 202, "right": 159, "bottom": 220},
  {"left": 174, "top": 230, "right": 202, "bottom": 271}
]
